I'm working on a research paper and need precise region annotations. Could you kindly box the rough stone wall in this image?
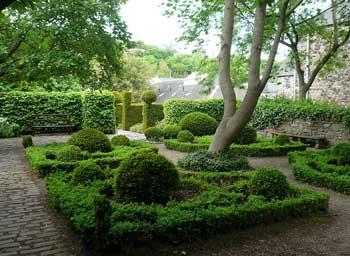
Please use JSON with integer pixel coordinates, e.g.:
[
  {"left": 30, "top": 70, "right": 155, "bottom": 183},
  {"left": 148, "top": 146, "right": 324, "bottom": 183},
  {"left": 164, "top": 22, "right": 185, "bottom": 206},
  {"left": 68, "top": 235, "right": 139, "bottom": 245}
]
[{"left": 259, "top": 119, "right": 350, "bottom": 146}]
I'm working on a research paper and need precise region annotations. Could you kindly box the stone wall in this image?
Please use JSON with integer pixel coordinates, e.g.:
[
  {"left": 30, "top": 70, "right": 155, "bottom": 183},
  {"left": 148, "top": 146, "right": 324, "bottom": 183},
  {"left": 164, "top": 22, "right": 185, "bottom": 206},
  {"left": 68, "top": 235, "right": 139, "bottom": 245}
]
[{"left": 259, "top": 119, "right": 350, "bottom": 146}]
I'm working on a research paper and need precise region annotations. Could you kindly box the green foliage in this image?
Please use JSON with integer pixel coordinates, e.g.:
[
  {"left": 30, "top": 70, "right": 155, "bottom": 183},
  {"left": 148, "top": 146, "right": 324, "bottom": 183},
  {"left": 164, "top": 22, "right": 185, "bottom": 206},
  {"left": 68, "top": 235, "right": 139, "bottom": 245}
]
[
  {"left": 251, "top": 98, "right": 350, "bottom": 129},
  {"left": 0, "top": 0, "right": 130, "bottom": 90},
  {"left": 164, "top": 98, "right": 224, "bottom": 124},
  {"left": 141, "top": 90, "right": 157, "bottom": 104},
  {"left": 162, "top": 125, "right": 182, "bottom": 139},
  {"left": 111, "top": 135, "right": 130, "bottom": 146},
  {"left": 57, "top": 145, "right": 83, "bottom": 161},
  {"left": 177, "top": 130, "right": 194, "bottom": 143},
  {"left": 129, "top": 123, "right": 143, "bottom": 133},
  {"left": 143, "top": 103, "right": 164, "bottom": 130},
  {"left": 121, "top": 92, "right": 143, "bottom": 130},
  {"left": 235, "top": 125, "right": 257, "bottom": 145},
  {"left": 22, "top": 135, "right": 33, "bottom": 148},
  {"left": 83, "top": 93, "right": 115, "bottom": 134},
  {"left": 0, "top": 120, "right": 21, "bottom": 138},
  {"left": 332, "top": 143, "right": 350, "bottom": 166},
  {"left": 115, "top": 153, "right": 179, "bottom": 204},
  {"left": 290, "top": 148, "right": 350, "bottom": 194},
  {"left": 144, "top": 127, "right": 163, "bottom": 142},
  {"left": 71, "top": 160, "right": 106, "bottom": 186},
  {"left": 274, "top": 133, "right": 291, "bottom": 145},
  {"left": 251, "top": 168, "right": 289, "bottom": 200},
  {"left": 178, "top": 151, "right": 250, "bottom": 172},
  {"left": 164, "top": 136, "right": 308, "bottom": 156},
  {"left": 68, "top": 128, "right": 112, "bottom": 153},
  {"left": 179, "top": 112, "right": 218, "bottom": 136},
  {"left": 0, "top": 92, "right": 83, "bottom": 131}
]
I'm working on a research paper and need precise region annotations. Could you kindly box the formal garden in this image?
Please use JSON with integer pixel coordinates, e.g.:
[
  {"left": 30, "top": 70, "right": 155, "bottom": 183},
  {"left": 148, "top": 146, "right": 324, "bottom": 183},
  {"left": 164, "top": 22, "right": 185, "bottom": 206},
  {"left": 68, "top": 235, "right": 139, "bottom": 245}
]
[{"left": 1, "top": 0, "right": 350, "bottom": 255}]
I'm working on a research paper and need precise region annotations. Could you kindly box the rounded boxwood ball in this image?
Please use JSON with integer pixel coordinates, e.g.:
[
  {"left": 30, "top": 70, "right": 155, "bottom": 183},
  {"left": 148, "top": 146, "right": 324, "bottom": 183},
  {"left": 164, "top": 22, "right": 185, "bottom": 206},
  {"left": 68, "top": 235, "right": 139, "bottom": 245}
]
[
  {"left": 162, "top": 125, "right": 181, "bottom": 139},
  {"left": 111, "top": 135, "right": 130, "bottom": 146},
  {"left": 251, "top": 167, "right": 289, "bottom": 200},
  {"left": 71, "top": 160, "right": 106, "bottom": 185},
  {"left": 141, "top": 90, "right": 157, "bottom": 104},
  {"left": 68, "top": 128, "right": 112, "bottom": 153},
  {"left": 332, "top": 143, "right": 350, "bottom": 165},
  {"left": 57, "top": 145, "right": 83, "bottom": 161},
  {"left": 274, "top": 133, "right": 290, "bottom": 145},
  {"left": 115, "top": 152, "right": 179, "bottom": 204},
  {"left": 235, "top": 125, "right": 257, "bottom": 145},
  {"left": 179, "top": 112, "right": 218, "bottom": 136},
  {"left": 177, "top": 130, "right": 194, "bottom": 143},
  {"left": 144, "top": 127, "right": 163, "bottom": 142}
]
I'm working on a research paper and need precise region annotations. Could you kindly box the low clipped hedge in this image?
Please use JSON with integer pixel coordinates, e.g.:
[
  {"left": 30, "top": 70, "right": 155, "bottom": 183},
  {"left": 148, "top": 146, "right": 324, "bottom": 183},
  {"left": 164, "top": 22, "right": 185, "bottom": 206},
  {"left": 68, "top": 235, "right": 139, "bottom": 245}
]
[
  {"left": 25, "top": 140, "right": 158, "bottom": 177},
  {"left": 289, "top": 147, "right": 350, "bottom": 194},
  {"left": 165, "top": 137, "right": 308, "bottom": 157},
  {"left": 45, "top": 168, "right": 328, "bottom": 248}
]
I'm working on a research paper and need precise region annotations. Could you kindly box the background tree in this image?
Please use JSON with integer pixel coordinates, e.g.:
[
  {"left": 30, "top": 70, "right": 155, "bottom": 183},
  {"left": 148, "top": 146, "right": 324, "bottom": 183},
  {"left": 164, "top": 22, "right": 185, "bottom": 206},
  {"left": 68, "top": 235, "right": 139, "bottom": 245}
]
[
  {"left": 0, "top": 0, "right": 130, "bottom": 91},
  {"left": 280, "top": 0, "right": 350, "bottom": 100}
]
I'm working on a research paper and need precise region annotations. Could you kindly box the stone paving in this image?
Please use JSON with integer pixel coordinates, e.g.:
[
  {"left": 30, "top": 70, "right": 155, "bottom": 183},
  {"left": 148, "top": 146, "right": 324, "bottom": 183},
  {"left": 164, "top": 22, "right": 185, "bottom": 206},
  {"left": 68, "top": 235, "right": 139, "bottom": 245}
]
[{"left": 0, "top": 138, "right": 82, "bottom": 256}]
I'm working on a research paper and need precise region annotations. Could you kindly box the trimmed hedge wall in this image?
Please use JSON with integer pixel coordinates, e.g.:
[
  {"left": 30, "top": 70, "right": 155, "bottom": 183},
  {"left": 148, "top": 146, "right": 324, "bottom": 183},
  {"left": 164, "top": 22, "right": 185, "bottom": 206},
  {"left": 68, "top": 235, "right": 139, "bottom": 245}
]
[
  {"left": 164, "top": 98, "right": 350, "bottom": 129},
  {"left": 143, "top": 103, "right": 164, "bottom": 129},
  {"left": 164, "top": 138, "right": 308, "bottom": 157},
  {"left": 164, "top": 98, "right": 224, "bottom": 124},
  {"left": 82, "top": 93, "right": 115, "bottom": 134},
  {"left": 0, "top": 92, "right": 83, "bottom": 131},
  {"left": 289, "top": 150, "right": 350, "bottom": 194}
]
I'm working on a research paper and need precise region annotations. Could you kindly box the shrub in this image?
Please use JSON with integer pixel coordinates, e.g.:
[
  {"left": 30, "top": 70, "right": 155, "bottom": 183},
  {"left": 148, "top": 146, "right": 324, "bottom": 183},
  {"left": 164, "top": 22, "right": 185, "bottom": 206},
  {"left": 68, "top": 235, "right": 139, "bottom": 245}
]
[
  {"left": 162, "top": 125, "right": 181, "bottom": 139},
  {"left": 71, "top": 160, "right": 106, "bottom": 185},
  {"left": 332, "top": 143, "right": 350, "bottom": 165},
  {"left": 251, "top": 167, "right": 289, "bottom": 200},
  {"left": 177, "top": 151, "right": 250, "bottom": 172},
  {"left": 235, "top": 125, "right": 257, "bottom": 145},
  {"left": 68, "top": 128, "right": 112, "bottom": 153},
  {"left": 57, "top": 145, "right": 83, "bottom": 161},
  {"left": 45, "top": 151, "right": 57, "bottom": 160},
  {"left": 130, "top": 123, "right": 143, "bottom": 133},
  {"left": 274, "top": 133, "right": 291, "bottom": 145},
  {"left": 179, "top": 112, "right": 218, "bottom": 136},
  {"left": 177, "top": 130, "right": 194, "bottom": 143},
  {"left": 141, "top": 90, "right": 157, "bottom": 104},
  {"left": 22, "top": 135, "right": 33, "bottom": 148},
  {"left": 111, "top": 135, "right": 130, "bottom": 146},
  {"left": 82, "top": 93, "right": 116, "bottom": 134},
  {"left": 0, "top": 118, "right": 21, "bottom": 138},
  {"left": 115, "top": 152, "right": 179, "bottom": 204},
  {"left": 144, "top": 127, "right": 163, "bottom": 142}
]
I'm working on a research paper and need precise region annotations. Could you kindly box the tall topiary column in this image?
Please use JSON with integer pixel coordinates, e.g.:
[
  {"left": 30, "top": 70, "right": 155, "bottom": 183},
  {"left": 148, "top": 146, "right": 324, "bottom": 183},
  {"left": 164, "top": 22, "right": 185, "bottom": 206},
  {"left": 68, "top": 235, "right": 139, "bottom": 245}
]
[{"left": 141, "top": 90, "right": 157, "bottom": 130}]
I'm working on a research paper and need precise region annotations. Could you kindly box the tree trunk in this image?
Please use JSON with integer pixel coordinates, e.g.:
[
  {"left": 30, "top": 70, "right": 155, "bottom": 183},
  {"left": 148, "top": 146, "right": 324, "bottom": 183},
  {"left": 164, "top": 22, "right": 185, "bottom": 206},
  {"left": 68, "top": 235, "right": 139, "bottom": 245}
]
[{"left": 299, "top": 83, "right": 308, "bottom": 100}]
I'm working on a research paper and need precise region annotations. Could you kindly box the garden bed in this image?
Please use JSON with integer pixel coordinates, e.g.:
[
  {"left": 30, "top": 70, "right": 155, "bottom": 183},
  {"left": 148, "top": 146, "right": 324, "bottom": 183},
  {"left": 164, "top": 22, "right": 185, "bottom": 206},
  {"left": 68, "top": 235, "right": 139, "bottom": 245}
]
[
  {"left": 164, "top": 136, "right": 308, "bottom": 156},
  {"left": 289, "top": 148, "right": 350, "bottom": 194},
  {"left": 45, "top": 168, "right": 328, "bottom": 248},
  {"left": 25, "top": 140, "right": 158, "bottom": 177}
]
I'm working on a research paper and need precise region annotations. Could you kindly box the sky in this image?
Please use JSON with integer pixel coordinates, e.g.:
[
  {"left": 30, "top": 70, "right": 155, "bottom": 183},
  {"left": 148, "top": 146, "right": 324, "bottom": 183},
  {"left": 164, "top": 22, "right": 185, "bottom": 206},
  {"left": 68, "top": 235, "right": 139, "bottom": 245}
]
[{"left": 120, "top": 0, "right": 221, "bottom": 57}]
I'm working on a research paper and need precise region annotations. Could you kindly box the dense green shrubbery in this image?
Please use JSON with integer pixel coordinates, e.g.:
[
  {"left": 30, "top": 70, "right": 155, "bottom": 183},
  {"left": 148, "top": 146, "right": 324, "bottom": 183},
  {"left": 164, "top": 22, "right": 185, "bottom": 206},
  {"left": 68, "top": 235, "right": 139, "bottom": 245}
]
[
  {"left": 162, "top": 125, "right": 181, "bottom": 139},
  {"left": 111, "top": 135, "right": 130, "bottom": 146},
  {"left": 178, "top": 151, "right": 251, "bottom": 172},
  {"left": 165, "top": 136, "right": 308, "bottom": 156},
  {"left": 177, "top": 130, "right": 194, "bottom": 143},
  {"left": 57, "top": 145, "right": 83, "bottom": 161},
  {"left": 82, "top": 93, "right": 116, "bottom": 134},
  {"left": 164, "top": 98, "right": 224, "bottom": 124},
  {"left": 289, "top": 146, "right": 350, "bottom": 193},
  {"left": 68, "top": 128, "right": 112, "bottom": 153},
  {"left": 144, "top": 127, "right": 163, "bottom": 142},
  {"left": 235, "top": 125, "right": 257, "bottom": 145},
  {"left": 0, "top": 92, "right": 83, "bottom": 131},
  {"left": 179, "top": 112, "right": 218, "bottom": 136},
  {"left": 332, "top": 143, "right": 350, "bottom": 165},
  {"left": 129, "top": 123, "right": 143, "bottom": 133},
  {"left": 251, "top": 167, "right": 289, "bottom": 200},
  {"left": 274, "top": 133, "right": 291, "bottom": 145},
  {"left": 0, "top": 121, "right": 21, "bottom": 138},
  {"left": 115, "top": 153, "right": 179, "bottom": 204},
  {"left": 71, "top": 160, "right": 106, "bottom": 185},
  {"left": 22, "top": 135, "right": 33, "bottom": 148},
  {"left": 141, "top": 90, "right": 157, "bottom": 104}
]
